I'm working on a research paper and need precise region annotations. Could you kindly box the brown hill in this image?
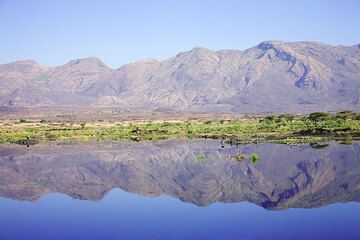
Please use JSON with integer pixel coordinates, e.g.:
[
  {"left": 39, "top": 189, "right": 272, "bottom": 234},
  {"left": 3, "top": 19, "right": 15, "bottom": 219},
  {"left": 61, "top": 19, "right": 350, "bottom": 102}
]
[{"left": 1, "top": 41, "right": 359, "bottom": 113}]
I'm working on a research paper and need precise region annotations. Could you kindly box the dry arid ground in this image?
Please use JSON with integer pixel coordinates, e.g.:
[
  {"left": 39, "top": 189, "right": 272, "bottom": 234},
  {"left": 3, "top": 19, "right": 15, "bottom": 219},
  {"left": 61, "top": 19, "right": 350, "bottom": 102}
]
[{"left": 0, "top": 107, "right": 259, "bottom": 124}]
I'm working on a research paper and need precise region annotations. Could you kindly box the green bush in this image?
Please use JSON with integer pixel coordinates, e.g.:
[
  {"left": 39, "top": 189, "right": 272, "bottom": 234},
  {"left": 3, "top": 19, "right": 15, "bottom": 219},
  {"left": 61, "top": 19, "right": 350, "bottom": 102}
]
[
  {"left": 265, "top": 115, "right": 275, "bottom": 121},
  {"left": 19, "top": 119, "right": 28, "bottom": 123},
  {"left": 278, "top": 114, "right": 295, "bottom": 122},
  {"left": 308, "top": 112, "right": 331, "bottom": 122},
  {"left": 196, "top": 154, "right": 206, "bottom": 161},
  {"left": 335, "top": 110, "right": 358, "bottom": 120},
  {"left": 275, "top": 117, "right": 283, "bottom": 123},
  {"left": 251, "top": 153, "right": 260, "bottom": 166}
]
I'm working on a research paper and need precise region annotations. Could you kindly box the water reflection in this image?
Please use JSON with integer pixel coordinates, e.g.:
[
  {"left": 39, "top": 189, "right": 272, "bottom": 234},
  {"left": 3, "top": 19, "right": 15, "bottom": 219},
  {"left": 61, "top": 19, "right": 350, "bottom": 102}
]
[{"left": 0, "top": 140, "right": 359, "bottom": 210}]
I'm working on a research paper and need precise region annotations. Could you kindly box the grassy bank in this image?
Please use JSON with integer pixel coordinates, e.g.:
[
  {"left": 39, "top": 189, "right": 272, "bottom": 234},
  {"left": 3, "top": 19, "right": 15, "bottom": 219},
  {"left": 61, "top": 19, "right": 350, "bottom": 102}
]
[{"left": 0, "top": 111, "right": 359, "bottom": 145}]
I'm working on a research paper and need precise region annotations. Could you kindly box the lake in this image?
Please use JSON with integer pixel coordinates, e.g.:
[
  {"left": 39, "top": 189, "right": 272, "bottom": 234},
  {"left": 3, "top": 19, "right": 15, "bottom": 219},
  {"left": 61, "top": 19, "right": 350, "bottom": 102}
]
[{"left": 0, "top": 140, "right": 359, "bottom": 240}]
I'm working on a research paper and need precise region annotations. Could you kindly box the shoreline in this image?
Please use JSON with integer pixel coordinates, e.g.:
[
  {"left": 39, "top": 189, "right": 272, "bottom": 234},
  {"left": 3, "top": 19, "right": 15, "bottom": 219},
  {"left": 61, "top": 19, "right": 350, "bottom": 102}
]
[{"left": 1, "top": 112, "right": 359, "bottom": 145}]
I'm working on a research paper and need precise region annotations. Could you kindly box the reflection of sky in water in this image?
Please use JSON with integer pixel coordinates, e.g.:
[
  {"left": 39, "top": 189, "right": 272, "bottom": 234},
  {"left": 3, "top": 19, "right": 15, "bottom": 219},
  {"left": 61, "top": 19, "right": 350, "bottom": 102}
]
[{"left": 0, "top": 189, "right": 360, "bottom": 240}]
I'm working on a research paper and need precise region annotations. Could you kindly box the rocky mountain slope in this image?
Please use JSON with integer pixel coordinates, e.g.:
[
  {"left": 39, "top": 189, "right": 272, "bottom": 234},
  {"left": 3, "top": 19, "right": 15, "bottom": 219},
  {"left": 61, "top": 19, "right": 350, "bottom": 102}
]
[
  {"left": 1, "top": 41, "right": 359, "bottom": 113},
  {"left": 0, "top": 140, "right": 359, "bottom": 210}
]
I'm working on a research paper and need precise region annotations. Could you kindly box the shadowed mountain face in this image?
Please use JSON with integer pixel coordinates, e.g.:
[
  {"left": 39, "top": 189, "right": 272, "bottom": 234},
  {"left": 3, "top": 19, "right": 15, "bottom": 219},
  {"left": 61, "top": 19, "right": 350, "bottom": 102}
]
[
  {"left": 0, "top": 140, "right": 359, "bottom": 210},
  {"left": 1, "top": 41, "right": 359, "bottom": 113}
]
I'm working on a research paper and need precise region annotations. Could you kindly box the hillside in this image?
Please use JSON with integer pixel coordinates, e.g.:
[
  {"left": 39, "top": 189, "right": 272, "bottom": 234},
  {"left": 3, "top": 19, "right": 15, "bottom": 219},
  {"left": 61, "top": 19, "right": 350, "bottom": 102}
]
[{"left": 1, "top": 41, "right": 359, "bottom": 114}]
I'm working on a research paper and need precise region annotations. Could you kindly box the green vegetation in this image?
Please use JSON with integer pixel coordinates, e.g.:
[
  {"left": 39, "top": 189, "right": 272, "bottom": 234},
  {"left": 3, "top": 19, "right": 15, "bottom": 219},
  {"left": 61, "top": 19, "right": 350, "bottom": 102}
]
[
  {"left": 251, "top": 154, "right": 260, "bottom": 166},
  {"left": 278, "top": 114, "right": 295, "bottom": 122},
  {"left": 196, "top": 154, "right": 206, "bottom": 162},
  {"left": 1, "top": 111, "right": 359, "bottom": 145},
  {"left": 308, "top": 112, "right": 331, "bottom": 122}
]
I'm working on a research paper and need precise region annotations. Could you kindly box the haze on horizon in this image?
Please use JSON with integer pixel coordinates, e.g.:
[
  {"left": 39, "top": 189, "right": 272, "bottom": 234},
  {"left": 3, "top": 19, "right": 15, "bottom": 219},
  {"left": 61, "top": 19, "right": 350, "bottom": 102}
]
[{"left": 0, "top": 0, "right": 360, "bottom": 68}]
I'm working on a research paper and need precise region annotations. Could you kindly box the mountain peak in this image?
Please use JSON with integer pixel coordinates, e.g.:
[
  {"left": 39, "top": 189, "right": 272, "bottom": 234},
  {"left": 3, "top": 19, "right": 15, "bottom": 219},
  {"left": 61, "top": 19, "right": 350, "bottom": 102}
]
[
  {"left": 257, "top": 40, "right": 286, "bottom": 50},
  {"left": 176, "top": 47, "right": 213, "bottom": 58},
  {"left": 3, "top": 59, "right": 39, "bottom": 67},
  {"left": 65, "top": 57, "right": 108, "bottom": 68},
  {"left": 17, "top": 59, "right": 38, "bottom": 64},
  {"left": 0, "top": 59, "right": 49, "bottom": 74},
  {"left": 188, "top": 47, "right": 214, "bottom": 57},
  {"left": 189, "top": 47, "right": 211, "bottom": 53}
]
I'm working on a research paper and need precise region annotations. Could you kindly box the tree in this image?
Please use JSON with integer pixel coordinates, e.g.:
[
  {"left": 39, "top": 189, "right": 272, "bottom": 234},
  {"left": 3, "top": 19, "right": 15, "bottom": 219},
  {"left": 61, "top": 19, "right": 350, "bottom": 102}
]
[
  {"left": 308, "top": 112, "right": 331, "bottom": 122},
  {"left": 264, "top": 115, "right": 275, "bottom": 121},
  {"left": 278, "top": 114, "right": 295, "bottom": 122},
  {"left": 335, "top": 110, "right": 358, "bottom": 120},
  {"left": 19, "top": 119, "right": 28, "bottom": 123}
]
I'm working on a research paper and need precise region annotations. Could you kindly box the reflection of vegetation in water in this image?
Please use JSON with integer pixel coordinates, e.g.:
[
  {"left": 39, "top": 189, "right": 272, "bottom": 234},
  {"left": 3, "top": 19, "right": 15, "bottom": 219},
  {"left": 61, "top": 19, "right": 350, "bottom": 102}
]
[
  {"left": 310, "top": 142, "right": 330, "bottom": 149},
  {"left": 339, "top": 139, "right": 354, "bottom": 145},
  {"left": 1, "top": 111, "right": 359, "bottom": 145},
  {"left": 233, "top": 153, "right": 249, "bottom": 161},
  {"left": 251, "top": 154, "right": 260, "bottom": 166},
  {"left": 196, "top": 154, "right": 206, "bottom": 162},
  {"left": 232, "top": 153, "right": 259, "bottom": 165}
]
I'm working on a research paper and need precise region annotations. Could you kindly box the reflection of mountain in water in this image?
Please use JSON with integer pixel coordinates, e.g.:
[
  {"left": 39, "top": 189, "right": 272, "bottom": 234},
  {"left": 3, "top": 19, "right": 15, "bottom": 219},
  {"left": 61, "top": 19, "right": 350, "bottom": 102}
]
[{"left": 0, "top": 140, "right": 359, "bottom": 210}]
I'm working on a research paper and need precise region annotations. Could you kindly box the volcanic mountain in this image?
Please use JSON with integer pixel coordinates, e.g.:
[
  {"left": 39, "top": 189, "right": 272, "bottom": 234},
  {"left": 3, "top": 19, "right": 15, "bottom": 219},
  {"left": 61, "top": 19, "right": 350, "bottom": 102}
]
[{"left": 1, "top": 40, "right": 359, "bottom": 113}]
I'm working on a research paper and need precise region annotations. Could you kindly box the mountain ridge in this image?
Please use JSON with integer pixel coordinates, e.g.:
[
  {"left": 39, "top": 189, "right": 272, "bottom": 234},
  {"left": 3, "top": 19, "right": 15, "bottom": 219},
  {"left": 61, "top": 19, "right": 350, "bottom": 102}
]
[{"left": 1, "top": 40, "right": 359, "bottom": 114}]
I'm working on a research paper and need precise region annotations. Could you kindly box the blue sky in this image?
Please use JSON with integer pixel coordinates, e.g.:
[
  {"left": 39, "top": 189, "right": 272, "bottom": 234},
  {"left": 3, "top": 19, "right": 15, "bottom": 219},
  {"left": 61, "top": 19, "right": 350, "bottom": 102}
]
[{"left": 0, "top": 0, "right": 359, "bottom": 68}]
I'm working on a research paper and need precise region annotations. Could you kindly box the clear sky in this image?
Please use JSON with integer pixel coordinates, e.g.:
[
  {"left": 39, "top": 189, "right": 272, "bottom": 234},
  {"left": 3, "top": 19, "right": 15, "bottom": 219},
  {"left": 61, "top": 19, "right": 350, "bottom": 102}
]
[{"left": 0, "top": 0, "right": 359, "bottom": 68}]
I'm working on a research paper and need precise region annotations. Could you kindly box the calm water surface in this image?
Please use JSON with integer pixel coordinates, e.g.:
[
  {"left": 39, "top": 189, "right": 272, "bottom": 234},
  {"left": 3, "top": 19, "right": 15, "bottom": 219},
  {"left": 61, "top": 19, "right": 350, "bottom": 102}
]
[{"left": 0, "top": 140, "right": 359, "bottom": 240}]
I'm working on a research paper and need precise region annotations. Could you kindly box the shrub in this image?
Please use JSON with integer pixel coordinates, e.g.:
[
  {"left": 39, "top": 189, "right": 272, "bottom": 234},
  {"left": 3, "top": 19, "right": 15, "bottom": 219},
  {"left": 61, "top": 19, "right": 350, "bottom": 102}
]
[
  {"left": 40, "top": 119, "right": 47, "bottom": 123},
  {"left": 251, "top": 153, "right": 260, "bottom": 166},
  {"left": 278, "top": 114, "right": 295, "bottom": 122},
  {"left": 45, "top": 133, "right": 57, "bottom": 141},
  {"left": 265, "top": 115, "right": 275, "bottom": 121},
  {"left": 19, "top": 119, "right": 28, "bottom": 123},
  {"left": 196, "top": 154, "right": 205, "bottom": 161},
  {"left": 308, "top": 112, "right": 331, "bottom": 122},
  {"left": 335, "top": 110, "right": 358, "bottom": 120},
  {"left": 275, "top": 117, "right": 283, "bottom": 123},
  {"left": 131, "top": 126, "right": 141, "bottom": 134}
]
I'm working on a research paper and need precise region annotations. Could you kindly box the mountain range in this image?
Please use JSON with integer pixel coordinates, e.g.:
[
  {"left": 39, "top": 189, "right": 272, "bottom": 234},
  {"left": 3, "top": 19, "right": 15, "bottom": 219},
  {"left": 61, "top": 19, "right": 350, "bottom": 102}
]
[{"left": 1, "top": 40, "right": 360, "bottom": 114}]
